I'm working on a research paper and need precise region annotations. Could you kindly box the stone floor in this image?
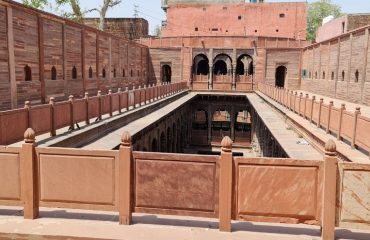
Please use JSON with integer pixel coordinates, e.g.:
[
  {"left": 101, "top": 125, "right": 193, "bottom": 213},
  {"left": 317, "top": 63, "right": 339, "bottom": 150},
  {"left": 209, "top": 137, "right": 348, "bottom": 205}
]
[
  {"left": 1, "top": 207, "right": 370, "bottom": 240},
  {"left": 256, "top": 91, "right": 370, "bottom": 163}
]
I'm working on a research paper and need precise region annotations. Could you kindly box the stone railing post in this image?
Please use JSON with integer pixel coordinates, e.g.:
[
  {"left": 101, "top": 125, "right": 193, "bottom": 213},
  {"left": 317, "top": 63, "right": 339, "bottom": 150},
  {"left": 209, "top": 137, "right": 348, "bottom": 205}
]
[
  {"left": 132, "top": 86, "right": 136, "bottom": 109},
  {"left": 304, "top": 94, "right": 309, "bottom": 119},
  {"left": 138, "top": 86, "right": 142, "bottom": 107},
  {"left": 119, "top": 131, "right": 133, "bottom": 225},
  {"left": 21, "top": 128, "right": 39, "bottom": 219},
  {"left": 49, "top": 97, "right": 56, "bottom": 136},
  {"left": 108, "top": 89, "right": 113, "bottom": 117},
  {"left": 310, "top": 96, "right": 316, "bottom": 123},
  {"left": 97, "top": 90, "right": 102, "bottom": 120},
  {"left": 125, "top": 87, "right": 129, "bottom": 111},
  {"left": 327, "top": 101, "right": 334, "bottom": 133},
  {"left": 25, "top": 101, "right": 31, "bottom": 128},
  {"left": 84, "top": 92, "right": 90, "bottom": 125},
  {"left": 352, "top": 107, "right": 361, "bottom": 148},
  {"left": 317, "top": 98, "right": 323, "bottom": 128},
  {"left": 321, "top": 140, "right": 337, "bottom": 240},
  {"left": 117, "top": 88, "right": 122, "bottom": 114},
  {"left": 298, "top": 92, "right": 303, "bottom": 115},
  {"left": 219, "top": 136, "right": 233, "bottom": 232},
  {"left": 144, "top": 85, "right": 147, "bottom": 104},
  {"left": 337, "top": 104, "right": 346, "bottom": 140},
  {"left": 69, "top": 95, "right": 74, "bottom": 130}
]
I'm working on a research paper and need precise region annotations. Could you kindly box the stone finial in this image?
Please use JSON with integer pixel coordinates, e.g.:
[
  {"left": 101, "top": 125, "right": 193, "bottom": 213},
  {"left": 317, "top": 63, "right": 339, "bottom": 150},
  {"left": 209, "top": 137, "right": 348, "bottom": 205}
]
[
  {"left": 24, "top": 101, "right": 31, "bottom": 109},
  {"left": 341, "top": 103, "right": 346, "bottom": 109},
  {"left": 97, "top": 90, "right": 102, "bottom": 96},
  {"left": 355, "top": 107, "right": 361, "bottom": 112},
  {"left": 221, "top": 136, "right": 233, "bottom": 152},
  {"left": 117, "top": 88, "right": 121, "bottom": 93},
  {"left": 49, "top": 97, "right": 55, "bottom": 104},
  {"left": 69, "top": 95, "right": 74, "bottom": 101},
  {"left": 125, "top": 87, "right": 129, "bottom": 92},
  {"left": 108, "top": 89, "right": 112, "bottom": 94},
  {"left": 121, "top": 131, "right": 132, "bottom": 146},
  {"left": 84, "top": 92, "right": 89, "bottom": 98},
  {"left": 325, "top": 139, "right": 337, "bottom": 156},
  {"left": 24, "top": 128, "right": 35, "bottom": 143},
  {"left": 320, "top": 98, "right": 324, "bottom": 103}
]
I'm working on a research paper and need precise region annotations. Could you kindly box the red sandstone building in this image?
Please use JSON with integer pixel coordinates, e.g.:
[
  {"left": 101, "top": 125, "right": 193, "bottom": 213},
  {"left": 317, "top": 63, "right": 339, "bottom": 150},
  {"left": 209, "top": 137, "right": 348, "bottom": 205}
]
[{"left": 1, "top": 1, "right": 370, "bottom": 239}]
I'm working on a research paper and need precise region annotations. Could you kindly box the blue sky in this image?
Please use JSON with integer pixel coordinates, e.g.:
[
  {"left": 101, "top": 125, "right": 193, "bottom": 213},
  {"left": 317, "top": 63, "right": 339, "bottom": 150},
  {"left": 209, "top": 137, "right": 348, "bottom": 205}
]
[{"left": 16, "top": 0, "right": 370, "bottom": 34}]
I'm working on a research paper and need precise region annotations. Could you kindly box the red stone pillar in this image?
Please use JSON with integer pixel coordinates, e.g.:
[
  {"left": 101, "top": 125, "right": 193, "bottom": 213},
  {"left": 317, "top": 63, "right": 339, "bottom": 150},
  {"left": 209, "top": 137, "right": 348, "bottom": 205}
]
[{"left": 21, "top": 128, "right": 39, "bottom": 219}]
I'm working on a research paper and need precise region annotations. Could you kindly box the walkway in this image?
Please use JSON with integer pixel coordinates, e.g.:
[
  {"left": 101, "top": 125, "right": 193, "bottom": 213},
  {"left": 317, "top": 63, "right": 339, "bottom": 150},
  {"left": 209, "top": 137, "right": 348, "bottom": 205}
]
[
  {"left": 247, "top": 93, "right": 322, "bottom": 160},
  {"left": 256, "top": 91, "right": 369, "bottom": 163},
  {"left": 82, "top": 92, "right": 197, "bottom": 150}
]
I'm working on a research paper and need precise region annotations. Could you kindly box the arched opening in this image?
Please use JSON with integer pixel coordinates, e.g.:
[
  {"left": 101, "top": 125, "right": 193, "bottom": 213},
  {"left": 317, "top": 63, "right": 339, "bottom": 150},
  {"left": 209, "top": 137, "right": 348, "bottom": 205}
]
[
  {"left": 193, "top": 54, "right": 209, "bottom": 75},
  {"left": 137, "top": 70, "right": 140, "bottom": 77},
  {"left": 113, "top": 68, "right": 116, "bottom": 78},
  {"left": 161, "top": 64, "right": 172, "bottom": 83},
  {"left": 166, "top": 126, "right": 172, "bottom": 152},
  {"left": 160, "top": 132, "right": 166, "bottom": 152},
  {"left": 89, "top": 66, "right": 93, "bottom": 79},
  {"left": 102, "top": 68, "right": 106, "bottom": 78},
  {"left": 24, "top": 65, "right": 32, "bottom": 81},
  {"left": 72, "top": 66, "right": 77, "bottom": 79},
  {"left": 355, "top": 70, "right": 359, "bottom": 82},
  {"left": 275, "top": 66, "right": 287, "bottom": 88},
  {"left": 193, "top": 109, "right": 208, "bottom": 130},
  {"left": 130, "top": 69, "right": 133, "bottom": 77},
  {"left": 211, "top": 110, "right": 231, "bottom": 142},
  {"left": 122, "top": 69, "right": 125, "bottom": 77},
  {"left": 151, "top": 138, "right": 158, "bottom": 152},
  {"left": 51, "top": 66, "right": 57, "bottom": 80},
  {"left": 342, "top": 71, "right": 345, "bottom": 81},
  {"left": 323, "top": 71, "right": 326, "bottom": 79},
  {"left": 234, "top": 110, "right": 252, "bottom": 144},
  {"left": 213, "top": 60, "right": 227, "bottom": 75},
  {"left": 236, "top": 54, "right": 253, "bottom": 76},
  {"left": 331, "top": 72, "right": 334, "bottom": 80}
]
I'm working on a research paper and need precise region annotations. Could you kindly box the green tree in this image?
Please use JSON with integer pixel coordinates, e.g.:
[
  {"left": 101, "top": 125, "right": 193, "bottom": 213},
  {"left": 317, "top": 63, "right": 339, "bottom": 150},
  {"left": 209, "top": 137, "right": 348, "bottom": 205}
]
[
  {"left": 153, "top": 25, "right": 161, "bottom": 37},
  {"left": 22, "top": 0, "right": 49, "bottom": 9},
  {"left": 307, "top": 0, "right": 343, "bottom": 41},
  {"left": 56, "top": 0, "right": 84, "bottom": 23}
]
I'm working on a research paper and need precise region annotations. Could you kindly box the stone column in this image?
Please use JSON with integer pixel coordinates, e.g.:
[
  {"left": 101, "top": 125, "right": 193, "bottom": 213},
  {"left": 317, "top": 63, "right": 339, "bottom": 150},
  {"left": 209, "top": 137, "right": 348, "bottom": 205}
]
[
  {"left": 208, "top": 48, "right": 213, "bottom": 90},
  {"left": 21, "top": 128, "right": 38, "bottom": 219},
  {"left": 321, "top": 140, "right": 337, "bottom": 240},
  {"left": 119, "top": 131, "right": 133, "bottom": 225},
  {"left": 219, "top": 136, "right": 233, "bottom": 232}
]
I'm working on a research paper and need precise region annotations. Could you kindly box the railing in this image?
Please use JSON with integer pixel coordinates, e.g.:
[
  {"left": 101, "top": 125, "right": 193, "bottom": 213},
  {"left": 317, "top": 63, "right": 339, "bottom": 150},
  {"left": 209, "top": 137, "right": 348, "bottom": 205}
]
[
  {"left": 0, "top": 129, "right": 351, "bottom": 239},
  {"left": 191, "top": 75, "right": 254, "bottom": 92},
  {"left": 0, "top": 82, "right": 188, "bottom": 145},
  {"left": 258, "top": 83, "right": 370, "bottom": 157}
]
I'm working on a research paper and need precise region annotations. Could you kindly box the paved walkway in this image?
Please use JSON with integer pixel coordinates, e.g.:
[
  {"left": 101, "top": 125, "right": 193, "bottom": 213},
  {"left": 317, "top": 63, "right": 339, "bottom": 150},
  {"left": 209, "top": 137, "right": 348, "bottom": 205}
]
[
  {"left": 82, "top": 92, "right": 197, "bottom": 150},
  {"left": 247, "top": 93, "right": 322, "bottom": 160},
  {"left": 1, "top": 207, "right": 369, "bottom": 240},
  {"left": 257, "top": 91, "right": 369, "bottom": 163}
]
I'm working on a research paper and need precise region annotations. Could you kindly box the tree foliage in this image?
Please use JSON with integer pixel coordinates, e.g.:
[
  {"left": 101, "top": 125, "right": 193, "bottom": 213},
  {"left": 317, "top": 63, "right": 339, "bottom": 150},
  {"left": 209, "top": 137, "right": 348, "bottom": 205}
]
[
  {"left": 307, "top": 0, "right": 343, "bottom": 41},
  {"left": 22, "top": 0, "right": 49, "bottom": 9},
  {"left": 55, "top": 0, "right": 85, "bottom": 23},
  {"left": 153, "top": 25, "right": 161, "bottom": 37},
  {"left": 23, "top": 0, "right": 122, "bottom": 29},
  {"left": 88, "top": 0, "right": 122, "bottom": 30}
]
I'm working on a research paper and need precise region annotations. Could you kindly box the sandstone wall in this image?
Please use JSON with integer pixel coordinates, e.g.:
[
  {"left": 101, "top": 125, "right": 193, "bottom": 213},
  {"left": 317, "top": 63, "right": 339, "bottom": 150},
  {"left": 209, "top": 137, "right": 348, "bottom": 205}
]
[
  {"left": 301, "top": 26, "right": 370, "bottom": 106},
  {"left": 0, "top": 1, "right": 149, "bottom": 110}
]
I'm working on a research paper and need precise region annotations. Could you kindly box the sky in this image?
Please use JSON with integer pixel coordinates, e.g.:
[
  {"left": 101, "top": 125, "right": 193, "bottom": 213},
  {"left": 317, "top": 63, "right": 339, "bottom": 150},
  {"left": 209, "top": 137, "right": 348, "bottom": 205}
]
[{"left": 15, "top": 0, "right": 370, "bottom": 35}]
